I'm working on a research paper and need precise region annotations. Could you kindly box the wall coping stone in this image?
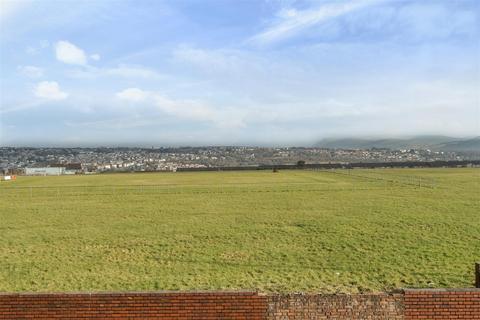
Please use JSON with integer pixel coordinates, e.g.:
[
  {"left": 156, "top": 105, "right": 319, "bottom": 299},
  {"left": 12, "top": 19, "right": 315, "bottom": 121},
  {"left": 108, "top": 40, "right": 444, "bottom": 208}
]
[
  {"left": 404, "top": 288, "right": 480, "bottom": 292},
  {"left": 0, "top": 290, "right": 261, "bottom": 296}
]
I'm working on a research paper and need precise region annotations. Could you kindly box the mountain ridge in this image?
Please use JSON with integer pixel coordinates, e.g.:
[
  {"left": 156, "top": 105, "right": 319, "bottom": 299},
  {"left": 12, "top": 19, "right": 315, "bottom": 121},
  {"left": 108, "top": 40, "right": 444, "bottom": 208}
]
[{"left": 315, "top": 136, "right": 480, "bottom": 152}]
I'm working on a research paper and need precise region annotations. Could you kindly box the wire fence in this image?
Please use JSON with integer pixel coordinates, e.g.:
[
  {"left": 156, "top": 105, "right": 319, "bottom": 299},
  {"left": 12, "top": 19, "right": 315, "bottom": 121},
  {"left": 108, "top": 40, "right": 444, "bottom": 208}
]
[
  {"left": 0, "top": 181, "right": 429, "bottom": 200},
  {"left": 311, "top": 168, "right": 437, "bottom": 189}
]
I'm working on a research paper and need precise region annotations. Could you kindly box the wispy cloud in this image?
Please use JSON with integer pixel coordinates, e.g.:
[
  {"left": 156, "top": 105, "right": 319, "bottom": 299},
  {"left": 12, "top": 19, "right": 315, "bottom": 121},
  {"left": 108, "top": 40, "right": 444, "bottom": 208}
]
[
  {"left": 65, "top": 115, "right": 159, "bottom": 130},
  {"left": 0, "top": 100, "right": 44, "bottom": 114},
  {"left": 116, "top": 87, "right": 245, "bottom": 128},
  {"left": 116, "top": 88, "right": 149, "bottom": 102},
  {"left": 68, "top": 64, "right": 164, "bottom": 79},
  {"left": 90, "top": 53, "right": 101, "bottom": 61},
  {"left": 0, "top": 0, "right": 28, "bottom": 23},
  {"left": 249, "top": 0, "right": 381, "bottom": 45},
  {"left": 17, "top": 65, "right": 44, "bottom": 78}
]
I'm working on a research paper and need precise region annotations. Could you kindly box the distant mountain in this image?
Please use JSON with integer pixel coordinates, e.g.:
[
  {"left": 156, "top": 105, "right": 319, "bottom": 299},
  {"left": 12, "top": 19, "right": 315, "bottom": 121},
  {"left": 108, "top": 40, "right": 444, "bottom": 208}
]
[
  {"left": 315, "top": 136, "right": 480, "bottom": 152},
  {"left": 436, "top": 137, "right": 480, "bottom": 152}
]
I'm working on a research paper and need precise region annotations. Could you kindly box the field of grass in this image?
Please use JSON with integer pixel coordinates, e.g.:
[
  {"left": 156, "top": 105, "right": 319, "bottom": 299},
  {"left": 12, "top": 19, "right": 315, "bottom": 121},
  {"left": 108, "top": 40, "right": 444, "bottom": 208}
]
[{"left": 0, "top": 168, "right": 479, "bottom": 293}]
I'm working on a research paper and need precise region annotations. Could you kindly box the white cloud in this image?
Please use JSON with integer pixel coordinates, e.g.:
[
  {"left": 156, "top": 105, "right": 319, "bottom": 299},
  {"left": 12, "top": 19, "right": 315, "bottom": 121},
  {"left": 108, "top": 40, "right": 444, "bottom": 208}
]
[
  {"left": 116, "top": 88, "right": 149, "bottom": 102},
  {"left": 90, "top": 53, "right": 101, "bottom": 61},
  {"left": 250, "top": 0, "right": 381, "bottom": 44},
  {"left": 33, "top": 81, "right": 68, "bottom": 100},
  {"left": 17, "top": 65, "right": 44, "bottom": 78},
  {"left": 55, "top": 41, "right": 87, "bottom": 65}
]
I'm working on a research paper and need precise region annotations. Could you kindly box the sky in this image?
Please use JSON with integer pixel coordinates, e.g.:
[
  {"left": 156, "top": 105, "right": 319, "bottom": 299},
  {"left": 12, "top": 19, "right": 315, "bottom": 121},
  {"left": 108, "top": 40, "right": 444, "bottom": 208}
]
[{"left": 0, "top": 0, "right": 479, "bottom": 146}]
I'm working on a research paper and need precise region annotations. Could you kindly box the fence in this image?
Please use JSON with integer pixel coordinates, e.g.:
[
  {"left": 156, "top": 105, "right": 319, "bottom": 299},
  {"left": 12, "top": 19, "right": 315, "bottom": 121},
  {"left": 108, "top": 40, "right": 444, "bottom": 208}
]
[
  {"left": 176, "top": 160, "right": 480, "bottom": 172},
  {"left": 1, "top": 289, "right": 479, "bottom": 319}
]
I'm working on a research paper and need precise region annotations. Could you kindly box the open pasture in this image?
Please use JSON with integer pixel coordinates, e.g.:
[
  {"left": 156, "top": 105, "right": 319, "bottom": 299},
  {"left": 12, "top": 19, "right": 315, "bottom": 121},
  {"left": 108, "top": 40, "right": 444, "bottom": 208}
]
[{"left": 0, "top": 168, "right": 478, "bottom": 292}]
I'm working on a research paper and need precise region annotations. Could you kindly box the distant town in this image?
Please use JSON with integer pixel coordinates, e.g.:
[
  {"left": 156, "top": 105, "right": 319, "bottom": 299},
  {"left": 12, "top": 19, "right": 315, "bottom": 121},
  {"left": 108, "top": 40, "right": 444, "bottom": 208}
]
[{"left": 1, "top": 146, "right": 479, "bottom": 175}]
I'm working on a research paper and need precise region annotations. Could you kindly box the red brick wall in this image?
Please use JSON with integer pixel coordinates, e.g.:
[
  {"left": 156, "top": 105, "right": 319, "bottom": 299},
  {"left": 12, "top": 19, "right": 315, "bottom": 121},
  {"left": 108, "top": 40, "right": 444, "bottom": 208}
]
[
  {"left": 1, "top": 289, "right": 479, "bottom": 319},
  {"left": 404, "top": 289, "right": 480, "bottom": 320},
  {"left": 267, "top": 293, "right": 405, "bottom": 319},
  {"left": 0, "top": 291, "right": 267, "bottom": 320}
]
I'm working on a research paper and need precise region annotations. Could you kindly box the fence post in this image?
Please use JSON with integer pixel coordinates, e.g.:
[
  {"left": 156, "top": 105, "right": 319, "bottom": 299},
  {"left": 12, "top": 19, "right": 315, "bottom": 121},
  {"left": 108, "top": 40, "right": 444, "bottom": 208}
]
[{"left": 476, "top": 262, "right": 480, "bottom": 288}]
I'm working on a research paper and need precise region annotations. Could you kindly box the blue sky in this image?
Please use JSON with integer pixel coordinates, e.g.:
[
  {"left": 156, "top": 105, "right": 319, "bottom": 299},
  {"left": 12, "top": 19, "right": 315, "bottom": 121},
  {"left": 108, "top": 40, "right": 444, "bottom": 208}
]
[{"left": 0, "top": 0, "right": 479, "bottom": 146}]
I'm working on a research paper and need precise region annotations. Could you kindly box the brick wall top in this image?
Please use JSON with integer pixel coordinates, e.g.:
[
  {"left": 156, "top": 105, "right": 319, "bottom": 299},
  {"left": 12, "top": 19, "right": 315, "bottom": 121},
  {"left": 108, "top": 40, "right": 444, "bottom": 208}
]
[
  {"left": 404, "top": 288, "right": 480, "bottom": 293},
  {"left": 0, "top": 290, "right": 261, "bottom": 296},
  {"left": 0, "top": 291, "right": 267, "bottom": 320},
  {"left": 404, "top": 288, "right": 480, "bottom": 320}
]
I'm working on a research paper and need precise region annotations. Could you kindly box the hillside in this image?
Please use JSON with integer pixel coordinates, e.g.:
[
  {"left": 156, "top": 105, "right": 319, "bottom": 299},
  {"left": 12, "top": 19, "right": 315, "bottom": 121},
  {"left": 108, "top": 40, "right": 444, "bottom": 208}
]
[
  {"left": 436, "top": 137, "right": 480, "bottom": 152},
  {"left": 316, "top": 136, "right": 480, "bottom": 151}
]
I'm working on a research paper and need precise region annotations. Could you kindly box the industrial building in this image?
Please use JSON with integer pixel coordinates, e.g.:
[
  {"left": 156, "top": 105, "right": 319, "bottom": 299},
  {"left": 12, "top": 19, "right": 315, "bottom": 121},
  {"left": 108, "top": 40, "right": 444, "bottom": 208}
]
[{"left": 25, "top": 167, "right": 65, "bottom": 176}]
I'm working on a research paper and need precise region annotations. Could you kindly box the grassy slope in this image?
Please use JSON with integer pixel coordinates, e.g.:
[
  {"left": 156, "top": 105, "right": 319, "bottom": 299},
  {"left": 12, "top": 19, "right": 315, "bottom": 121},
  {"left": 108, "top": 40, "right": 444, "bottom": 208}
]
[{"left": 0, "top": 168, "right": 478, "bottom": 292}]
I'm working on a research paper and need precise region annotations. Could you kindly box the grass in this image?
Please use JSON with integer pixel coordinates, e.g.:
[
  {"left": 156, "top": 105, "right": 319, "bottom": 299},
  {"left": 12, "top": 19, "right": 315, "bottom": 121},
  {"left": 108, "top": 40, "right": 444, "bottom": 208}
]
[{"left": 0, "top": 168, "right": 479, "bottom": 293}]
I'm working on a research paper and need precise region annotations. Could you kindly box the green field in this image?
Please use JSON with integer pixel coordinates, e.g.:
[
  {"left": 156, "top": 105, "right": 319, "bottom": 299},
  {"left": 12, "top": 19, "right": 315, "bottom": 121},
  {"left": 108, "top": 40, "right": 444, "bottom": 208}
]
[{"left": 0, "top": 168, "right": 479, "bottom": 293}]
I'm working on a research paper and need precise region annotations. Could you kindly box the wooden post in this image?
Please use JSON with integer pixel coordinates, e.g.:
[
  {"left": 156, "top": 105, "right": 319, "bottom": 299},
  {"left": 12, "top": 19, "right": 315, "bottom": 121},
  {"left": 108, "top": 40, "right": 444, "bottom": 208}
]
[{"left": 476, "top": 262, "right": 480, "bottom": 288}]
